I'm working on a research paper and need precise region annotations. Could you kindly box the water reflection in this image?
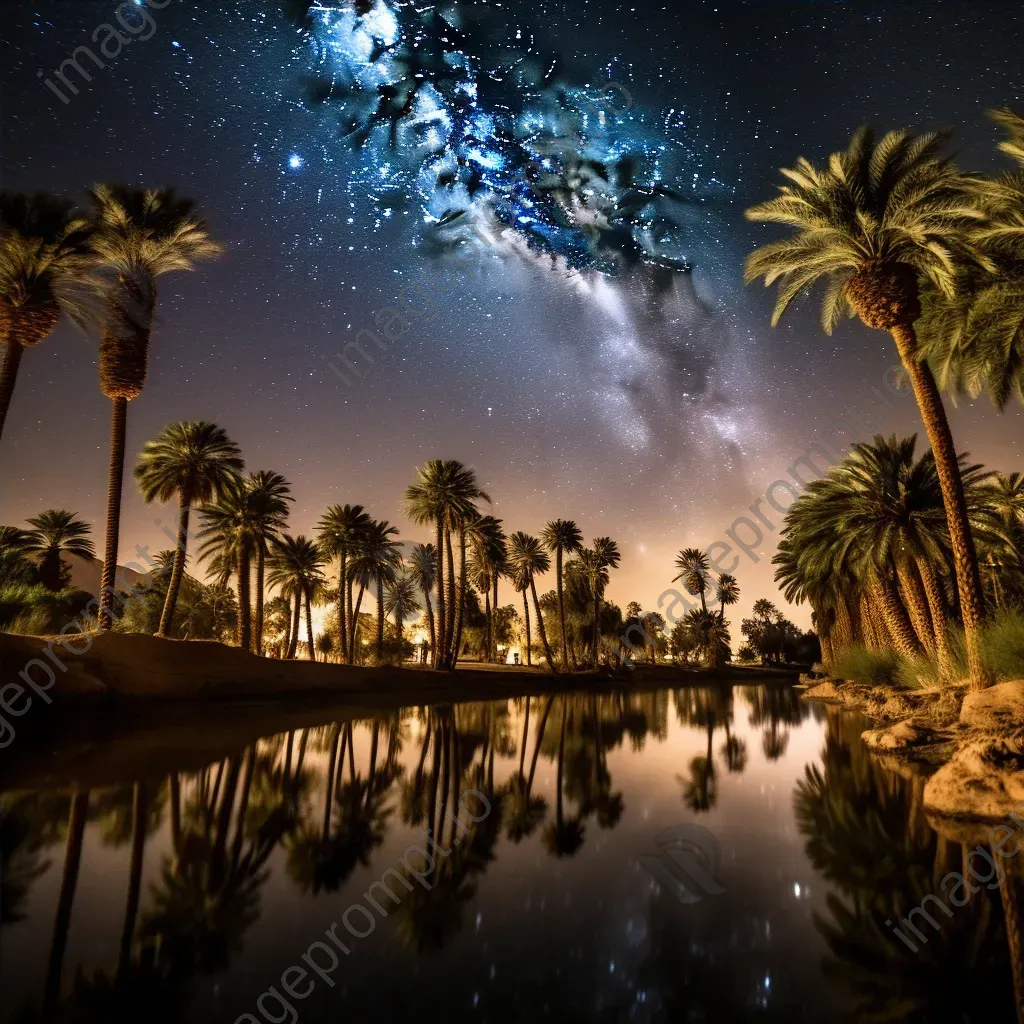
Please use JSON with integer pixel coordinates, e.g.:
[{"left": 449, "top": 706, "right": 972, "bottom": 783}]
[{"left": 0, "top": 683, "right": 1018, "bottom": 1022}]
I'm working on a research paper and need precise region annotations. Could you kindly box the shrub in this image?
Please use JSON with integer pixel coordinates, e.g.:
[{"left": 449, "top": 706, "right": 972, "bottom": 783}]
[
  {"left": 832, "top": 644, "right": 903, "bottom": 688},
  {"left": 981, "top": 608, "right": 1024, "bottom": 681}
]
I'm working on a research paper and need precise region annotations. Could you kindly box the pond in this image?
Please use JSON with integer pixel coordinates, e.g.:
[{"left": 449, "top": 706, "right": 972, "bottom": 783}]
[{"left": 0, "top": 683, "right": 1019, "bottom": 1022}]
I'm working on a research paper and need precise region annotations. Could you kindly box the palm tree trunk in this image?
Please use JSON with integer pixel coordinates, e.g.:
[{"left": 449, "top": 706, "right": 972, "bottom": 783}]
[
  {"left": 158, "top": 499, "right": 191, "bottom": 637},
  {"left": 556, "top": 548, "right": 569, "bottom": 670},
  {"left": 896, "top": 560, "right": 936, "bottom": 652},
  {"left": 376, "top": 580, "right": 385, "bottom": 658},
  {"left": 254, "top": 547, "right": 266, "bottom": 655},
  {"left": 819, "top": 630, "right": 834, "bottom": 669},
  {"left": 288, "top": 592, "right": 300, "bottom": 658},
  {"left": 99, "top": 397, "right": 128, "bottom": 631},
  {"left": 434, "top": 522, "right": 446, "bottom": 668},
  {"left": 351, "top": 582, "right": 366, "bottom": 658},
  {"left": 493, "top": 575, "right": 499, "bottom": 659},
  {"left": 305, "top": 588, "right": 316, "bottom": 662},
  {"left": 452, "top": 527, "right": 468, "bottom": 668},
  {"left": 592, "top": 586, "right": 600, "bottom": 664},
  {"left": 892, "top": 324, "right": 988, "bottom": 688},
  {"left": 422, "top": 586, "right": 436, "bottom": 664},
  {"left": 872, "top": 577, "right": 919, "bottom": 658},
  {"left": 237, "top": 543, "right": 252, "bottom": 650},
  {"left": 0, "top": 339, "right": 24, "bottom": 442},
  {"left": 522, "top": 589, "right": 532, "bottom": 667},
  {"left": 918, "top": 558, "right": 955, "bottom": 679},
  {"left": 484, "top": 586, "right": 492, "bottom": 662},
  {"left": 346, "top": 571, "right": 355, "bottom": 661},
  {"left": 527, "top": 696, "right": 555, "bottom": 793},
  {"left": 323, "top": 726, "right": 341, "bottom": 838},
  {"left": 531, "top": 579, "right": 557, "bottom": 672},
  {"left": 445, "top": 529, "right": 457, "bottom": 665},
  {"left": 44, "top": 791, "right": 90, "bottom": 1012},
  {"left": 339, "top": 551, "right": 349, "bottom": 663},
  {"left": 118, "top": 782, "right": 147, "bottom": 976}
]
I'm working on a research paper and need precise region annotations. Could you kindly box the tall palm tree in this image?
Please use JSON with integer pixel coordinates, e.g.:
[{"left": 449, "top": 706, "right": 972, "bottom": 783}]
[
  {"left": 134, "top": 421, "right": 243, "bottom": 636},
  {"left": 540, "top": 519, "right": 583, "bottom": 669},
  {"left": 468, "top": 514, "right": 507, "bottom": 663},
  {"left": 317, "top": 503, "right": 372, "bottom": 663},
  {"left": 407, "top": 542, "right": 438, "bottom": 662},
  {"left": 403, "top": 460, "right": 490, "bottom": 669},
  {"left": 673, "top": 547, "right": 711, "bottom": 612},
  {"left": 384, "top": 571, "right": 421, "bottom": 641},
  {"left": 267, "top": 535, "right": 327, "bottom": 662},
  {"left": 715, "top": 572, "right": 740, "bottom": 624},
  {"left": 24, "top": 509, "right": 94, "bottom": 591},
  {"left": 745, "top": 128, "right": 992, "bottom": 687},
  {"left": 0, "top": 192, "right": 95, "bottom": 442},
  {"left": 580, "top": 537, "right": 621, "bottom": 664},
  {"left": 508, "top": 531, "right": 557, "bottom": 672},
  {"left": 351, "top": 519, "right": 403, "bottom": 658},
  {"left": 245, "top": 471, "right": 293, "bottom": 652},
  {"left": 198, "top": 480, "right": 257, "bottom": 649},
  {"left": 89, "top": 185, "right": 222, "bottom": 630}
]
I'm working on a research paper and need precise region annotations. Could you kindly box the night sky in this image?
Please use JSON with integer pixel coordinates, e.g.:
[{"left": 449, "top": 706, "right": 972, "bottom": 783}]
[{"left": 2, "top": 0, "right": 1022, "bottom": 631}]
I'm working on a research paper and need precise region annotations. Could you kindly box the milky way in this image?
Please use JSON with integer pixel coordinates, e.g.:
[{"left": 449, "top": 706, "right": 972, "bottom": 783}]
[{"left": 2, "top": 0, "right": 1022, "bottom": 628}]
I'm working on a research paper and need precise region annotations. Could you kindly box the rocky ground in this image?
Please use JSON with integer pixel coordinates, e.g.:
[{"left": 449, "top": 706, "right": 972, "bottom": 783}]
[{"left": 801, "top": 674, "right": 1024, "bottom": 824}]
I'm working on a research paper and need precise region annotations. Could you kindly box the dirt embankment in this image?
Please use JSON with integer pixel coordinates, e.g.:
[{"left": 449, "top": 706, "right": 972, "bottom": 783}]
[{"left": 802, "top": 675, "right": 1024, "bottom": 825}]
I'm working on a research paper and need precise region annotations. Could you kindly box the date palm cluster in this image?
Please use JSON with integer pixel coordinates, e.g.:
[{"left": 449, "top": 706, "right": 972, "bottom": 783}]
[{"left": 745, "top": 109, "right": 1024, "bottom": 688}]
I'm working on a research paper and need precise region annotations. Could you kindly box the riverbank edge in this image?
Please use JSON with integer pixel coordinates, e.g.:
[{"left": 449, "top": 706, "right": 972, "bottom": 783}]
[{"left": 800, "top": 674, "right": 1024, "bottom": 832}]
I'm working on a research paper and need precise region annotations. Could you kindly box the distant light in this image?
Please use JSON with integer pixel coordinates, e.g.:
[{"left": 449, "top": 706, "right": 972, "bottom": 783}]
[
  {"left": 171, "top": 40, "right": 181, "bottom": 48},
  {"left": 288, "top": 153, "right": 304, "bottom": 170}
]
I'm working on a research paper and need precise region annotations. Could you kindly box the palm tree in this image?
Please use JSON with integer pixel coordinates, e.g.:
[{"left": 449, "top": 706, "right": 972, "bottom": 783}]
[
  {"left": 0, "top": 192, "right": 95, "bottom": 442},
  {"left": 267, "top": 535, "right": 327, "bottom": 661},
  {"left": 351, "top": 519, "right": 402, "bottom": 660},
  {"left": 673, "top": 547, "right": 711, "bottom": 612},
  {"left": 508, "top": 531, "right": 557, "bottom": 672},
  {"left": 917, "top": 109, "right": 1024, "bottom": 413},
  {"left": 89, "top": 185, "right": 222, "bottom": 630},
  {"left": 403, "top": 460, "right": 490, "bottom": 669},
  {"left": 317, "top": 504, "right": 372, "bottom": 664},
  {"left": 407, "top": 542, "right": 438, "bottom": 662},
  {"left": 574, "top": 537, "right": 621, "bottom": 664},
  {"left": 540, "top": 519, "right": 583, "bottom": 669},
  {"left": 715, "top": 572, "right": 740, "bottom": 624},
  {"left": 384, "top": 571, "right": 420, "bottom": 641},
  {"left": 468, "top": 514, "right": 507, "bottom": 663},
  {"left": 245, "top": 471, "right": 293, "bottom": 652},
  {"left": 134, "top": 421, "right": 243, "bottom": 636},
  {"left": 745, "top": 128, "right": 992, "bottom": 687},
  {"left": 24, "top": 509, "right": 94, "bottom": 591}
]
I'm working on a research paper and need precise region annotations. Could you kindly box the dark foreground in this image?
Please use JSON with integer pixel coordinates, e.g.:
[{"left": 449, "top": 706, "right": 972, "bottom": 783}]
[{"left": 1, "top": 682, "right": 1020, "bottom": 1023}]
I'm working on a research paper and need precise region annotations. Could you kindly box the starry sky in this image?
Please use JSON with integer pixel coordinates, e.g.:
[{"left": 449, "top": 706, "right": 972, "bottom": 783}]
[{"left": 1, "top": 0, "right": 1022, "bottom": 632}]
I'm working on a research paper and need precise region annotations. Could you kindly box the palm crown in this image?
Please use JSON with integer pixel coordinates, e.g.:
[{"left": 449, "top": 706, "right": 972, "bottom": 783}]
[
  {"left": 135, "top": 421, "right": 244, "bottom": 507},
  {"left": 744, "top": 128, "right": 986, "bottom": 333}
]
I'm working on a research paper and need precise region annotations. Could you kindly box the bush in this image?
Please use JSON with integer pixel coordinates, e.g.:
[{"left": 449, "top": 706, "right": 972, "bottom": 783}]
[
  {"left": 832, "top": 644, "right": 903, "bottom": 688},
  {"left": 0, "top": 582, "right": 94, "bottom": 635},
  {"left": 981, "top": 608, "right": 1024, "bottom": 681}
]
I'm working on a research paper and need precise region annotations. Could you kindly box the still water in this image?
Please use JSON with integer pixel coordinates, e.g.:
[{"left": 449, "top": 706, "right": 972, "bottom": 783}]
[{"left": 1, "top": 683, "right": 1019, "bottom": 1022}]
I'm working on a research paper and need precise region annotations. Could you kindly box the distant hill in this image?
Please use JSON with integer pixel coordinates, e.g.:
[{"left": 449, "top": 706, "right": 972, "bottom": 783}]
[{"left": 64, "top": 553, "right": 150, "bottom": 598}]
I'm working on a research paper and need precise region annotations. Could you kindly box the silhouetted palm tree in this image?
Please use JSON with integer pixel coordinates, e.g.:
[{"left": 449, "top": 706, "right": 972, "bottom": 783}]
[
  {"left": 384, "top": 570, "right": 420, "bottom": 640},
  {"left": 673, "top": 547, "right": 711, "bottom": 612},
  {"left": 267, "top": 535, "right": 327, "bottom": 662},
  {"left": 0, "top": 191, "right": 94, "bottom": 441},
  {"left": 24, "top": 509, "right": 94, "bottom": 591},
  {"left": 90, "top": 186, "right": 221, "bottom": 631},
  {"left": 540, "top": 519, "right": 583, "bottom": 669},
  {"left": 408, "top": 541, "right": 438, "bottom": 662},
  {"left": 134, "top": 421, "right": 243, "bottom": 635},
  {"left": 317, "top": 503, "right": 372, "bottom": 663},
  {"left": 508, "top": 531, "right": 557, "bottom": 671}
]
